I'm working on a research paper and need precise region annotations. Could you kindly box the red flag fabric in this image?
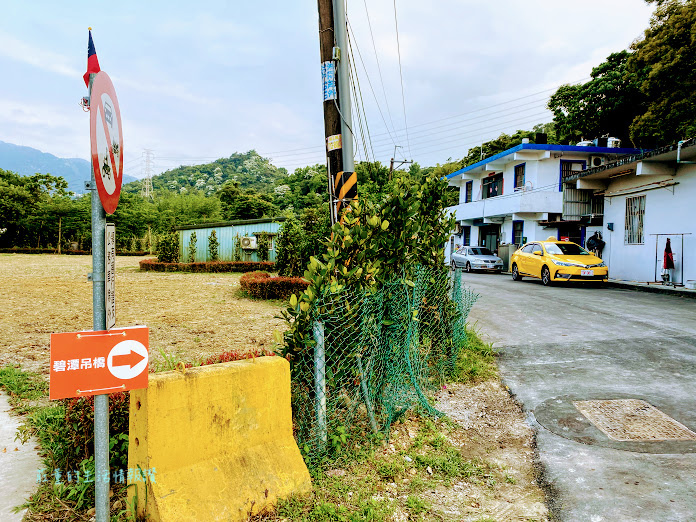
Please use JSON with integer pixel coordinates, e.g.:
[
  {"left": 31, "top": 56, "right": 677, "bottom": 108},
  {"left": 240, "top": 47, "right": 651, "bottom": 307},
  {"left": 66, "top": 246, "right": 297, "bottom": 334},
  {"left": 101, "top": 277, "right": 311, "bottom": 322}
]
[
  {"left": 663, "top": 238, "right": 675, "bottom": 270},
  {"left": 83, "top": 29, "right": 101, "bottom": 87}
]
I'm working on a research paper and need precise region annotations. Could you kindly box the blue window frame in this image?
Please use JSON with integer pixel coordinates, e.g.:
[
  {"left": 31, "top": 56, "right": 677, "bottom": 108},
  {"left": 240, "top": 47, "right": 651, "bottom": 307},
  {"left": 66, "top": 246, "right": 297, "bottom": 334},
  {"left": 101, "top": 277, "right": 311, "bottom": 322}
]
[
  {"left": 559, "top": 160, "right": 586, "bottom": 191},
  {"left": 464, "top": 181, "right": 473, "bottom": 203},
  {"left": 514, "top": 163, "right": 525, "bottom": 189}
]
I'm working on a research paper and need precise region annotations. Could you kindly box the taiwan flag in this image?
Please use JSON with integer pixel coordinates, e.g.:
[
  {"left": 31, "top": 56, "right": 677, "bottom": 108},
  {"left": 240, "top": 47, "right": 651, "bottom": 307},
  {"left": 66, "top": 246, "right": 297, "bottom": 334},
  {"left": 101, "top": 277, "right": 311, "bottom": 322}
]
[{"left": 83, "top": 29, "right": 101, "bottom": 87}]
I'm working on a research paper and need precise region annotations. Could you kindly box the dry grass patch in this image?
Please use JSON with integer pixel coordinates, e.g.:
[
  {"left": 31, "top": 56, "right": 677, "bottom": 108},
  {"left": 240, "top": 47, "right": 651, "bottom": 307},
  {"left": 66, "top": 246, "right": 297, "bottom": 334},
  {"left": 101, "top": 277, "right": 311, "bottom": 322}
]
[{"left": 0, "top": 254, "right": 285, "bottom": 375}]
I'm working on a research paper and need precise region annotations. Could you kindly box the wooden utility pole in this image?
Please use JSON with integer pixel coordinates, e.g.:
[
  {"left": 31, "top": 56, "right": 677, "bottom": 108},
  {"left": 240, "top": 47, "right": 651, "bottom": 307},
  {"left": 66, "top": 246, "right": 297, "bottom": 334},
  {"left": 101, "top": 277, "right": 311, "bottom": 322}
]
[{"left": 317, "top": 0, "right": 342, "bottom": 225}]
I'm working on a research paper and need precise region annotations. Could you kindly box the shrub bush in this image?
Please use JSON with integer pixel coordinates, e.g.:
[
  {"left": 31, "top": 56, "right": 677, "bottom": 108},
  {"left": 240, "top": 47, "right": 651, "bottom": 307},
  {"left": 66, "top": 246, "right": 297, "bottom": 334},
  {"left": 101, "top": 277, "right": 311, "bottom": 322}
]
[
  {"left": 157, "top": 232, "right": 179, "bottom": 263},
  {"left": 184, "top": 348, "right": 275, "bottom": 368},
  {"left": 208, "top": 230, "right": 219, "bottom": 261},
  {"left": 257, "top": 232, "right": 270, "bottom": 262},
  {"left": 140, "top": 259, "right": 275, "bottom": 273},
  {"left": 240, "top": 271, "right": 309, "bottom": 299},
  {"left": 188, "top": 231, "right": 197, "bottom": 263}
]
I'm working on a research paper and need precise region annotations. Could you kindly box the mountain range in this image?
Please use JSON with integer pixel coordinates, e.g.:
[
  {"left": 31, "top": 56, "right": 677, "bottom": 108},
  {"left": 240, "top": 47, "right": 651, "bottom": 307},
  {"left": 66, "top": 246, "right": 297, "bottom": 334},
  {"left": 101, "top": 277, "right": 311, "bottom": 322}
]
[{"left": 0, "top": 140, "right": 137, "bottom": 194}]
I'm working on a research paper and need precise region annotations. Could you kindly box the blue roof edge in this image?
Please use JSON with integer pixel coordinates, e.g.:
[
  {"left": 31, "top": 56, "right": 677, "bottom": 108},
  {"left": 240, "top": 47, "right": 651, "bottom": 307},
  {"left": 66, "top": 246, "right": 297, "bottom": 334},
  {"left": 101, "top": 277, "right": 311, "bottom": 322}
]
[{"left": 445, "top": 144, "right": 647, "bottom": 180}]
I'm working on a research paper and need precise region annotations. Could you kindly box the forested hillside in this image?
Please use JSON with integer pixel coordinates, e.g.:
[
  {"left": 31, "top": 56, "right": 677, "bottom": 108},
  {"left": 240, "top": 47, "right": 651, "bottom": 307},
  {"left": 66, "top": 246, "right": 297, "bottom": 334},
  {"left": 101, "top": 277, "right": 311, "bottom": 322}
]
[{"left": 122, "top": 150, "right": 287, "bottom": 196}]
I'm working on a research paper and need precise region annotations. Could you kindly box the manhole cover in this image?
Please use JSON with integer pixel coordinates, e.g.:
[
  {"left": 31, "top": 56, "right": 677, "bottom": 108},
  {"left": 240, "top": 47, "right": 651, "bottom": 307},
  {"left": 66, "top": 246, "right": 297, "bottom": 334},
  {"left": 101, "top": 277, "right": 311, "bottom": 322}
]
[{"left": 573, "top": 399, "right": 696, "bottom": 442}]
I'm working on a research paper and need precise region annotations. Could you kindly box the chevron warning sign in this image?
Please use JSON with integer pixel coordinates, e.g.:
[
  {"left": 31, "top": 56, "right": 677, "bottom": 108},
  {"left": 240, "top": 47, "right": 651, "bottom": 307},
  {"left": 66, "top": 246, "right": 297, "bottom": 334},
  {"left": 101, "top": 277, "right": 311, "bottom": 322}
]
[{"left": 333, "top": 171, "right": 357, "bottom": 218}]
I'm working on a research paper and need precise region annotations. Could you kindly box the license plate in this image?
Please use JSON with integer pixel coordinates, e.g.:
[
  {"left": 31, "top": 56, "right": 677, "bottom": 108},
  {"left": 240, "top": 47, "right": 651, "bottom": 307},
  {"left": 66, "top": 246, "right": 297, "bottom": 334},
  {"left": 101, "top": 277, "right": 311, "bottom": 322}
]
[{"left": 581, "top": 270, "right": 594, "bottom": 277}]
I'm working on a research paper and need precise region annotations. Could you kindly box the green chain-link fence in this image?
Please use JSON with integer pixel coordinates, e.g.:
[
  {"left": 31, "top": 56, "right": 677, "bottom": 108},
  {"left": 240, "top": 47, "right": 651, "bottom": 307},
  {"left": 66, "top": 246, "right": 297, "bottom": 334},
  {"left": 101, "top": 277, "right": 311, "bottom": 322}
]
[{"left": 289, "top": 266, "right": 477, "bottom": 464}]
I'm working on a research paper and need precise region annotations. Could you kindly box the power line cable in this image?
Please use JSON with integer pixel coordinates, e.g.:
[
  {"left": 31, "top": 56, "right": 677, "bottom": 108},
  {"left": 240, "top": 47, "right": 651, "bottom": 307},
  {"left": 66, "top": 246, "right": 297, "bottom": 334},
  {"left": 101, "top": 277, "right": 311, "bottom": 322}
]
[
  {"left": 257, "top": 76, "right": 590, "bottom": 157},
  {"left": 348, "top": 25, "right": 377, "bottom": 167},
  {"left": 347, "top": 18, "right": 397, "bottom": 149},
  {"left": 392, "top": 0, "right": 412, "bottom": 158},
  {"left": 361, "top": 0, "right": 398, "bottom": 140}
]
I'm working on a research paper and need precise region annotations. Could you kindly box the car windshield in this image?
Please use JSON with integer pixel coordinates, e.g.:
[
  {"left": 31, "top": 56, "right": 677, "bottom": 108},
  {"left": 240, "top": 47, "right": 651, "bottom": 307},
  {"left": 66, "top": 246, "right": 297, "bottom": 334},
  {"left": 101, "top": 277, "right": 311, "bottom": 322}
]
[
  {"left": 544, "top": 243, "right": 590, "bottom": 255},
  {"left": 470, "top": 247, "right": 493, "bottom": 256}
]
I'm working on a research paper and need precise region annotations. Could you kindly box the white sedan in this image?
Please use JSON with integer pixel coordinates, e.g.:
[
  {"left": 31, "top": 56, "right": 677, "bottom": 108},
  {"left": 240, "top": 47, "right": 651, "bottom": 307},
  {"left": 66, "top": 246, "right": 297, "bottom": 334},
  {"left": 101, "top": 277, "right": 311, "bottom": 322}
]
[{"left": 451, "top": 246, "right": 503, "bottom": 273}]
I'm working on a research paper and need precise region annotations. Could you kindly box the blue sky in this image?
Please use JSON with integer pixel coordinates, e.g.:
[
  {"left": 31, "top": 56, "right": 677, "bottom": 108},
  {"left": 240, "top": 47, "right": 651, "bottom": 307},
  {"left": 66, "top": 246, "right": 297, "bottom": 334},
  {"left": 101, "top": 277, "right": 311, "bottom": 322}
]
[{"left": 0, "top": 1, "right": 654, "bottom": 178}]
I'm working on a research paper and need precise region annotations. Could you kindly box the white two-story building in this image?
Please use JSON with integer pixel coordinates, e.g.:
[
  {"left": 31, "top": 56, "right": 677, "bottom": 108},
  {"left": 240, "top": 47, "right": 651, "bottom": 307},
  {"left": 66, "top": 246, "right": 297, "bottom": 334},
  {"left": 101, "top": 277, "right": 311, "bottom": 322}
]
[
  {"left": 562, "top": 138, "right": 695, "bottom": 286},
  {"left": 445, "top": 140, "right": 643, "bottom": 263}
]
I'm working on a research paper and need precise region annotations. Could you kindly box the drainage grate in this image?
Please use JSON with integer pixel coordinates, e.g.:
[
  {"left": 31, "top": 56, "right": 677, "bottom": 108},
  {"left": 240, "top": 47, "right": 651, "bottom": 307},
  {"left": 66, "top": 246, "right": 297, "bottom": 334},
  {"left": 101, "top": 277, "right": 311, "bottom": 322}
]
[{"left": 573, "top": 399, "right": 696, "bottom": 442}]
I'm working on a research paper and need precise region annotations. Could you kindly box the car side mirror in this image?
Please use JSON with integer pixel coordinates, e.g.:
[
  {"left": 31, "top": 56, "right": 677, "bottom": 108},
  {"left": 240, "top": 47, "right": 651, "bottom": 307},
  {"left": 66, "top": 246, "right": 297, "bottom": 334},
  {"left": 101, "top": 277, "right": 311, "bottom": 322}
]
[{"left": 533, "top": 251, "right": 543, "bottom": 256}]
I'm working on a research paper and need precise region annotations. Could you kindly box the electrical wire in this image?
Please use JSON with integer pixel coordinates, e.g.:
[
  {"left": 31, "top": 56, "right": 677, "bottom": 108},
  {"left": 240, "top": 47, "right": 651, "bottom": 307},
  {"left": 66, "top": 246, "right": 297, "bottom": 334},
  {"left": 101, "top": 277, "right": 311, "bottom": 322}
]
[
  {"left": 361, "top": 0, "right": 398, "bottom": 141},
  {"left": 348, "top": 24, "right": 377, "bottom": 168},
  {"left": 393, "top": 0, "right": 411, "bottom": 158},
  {"left": 347, "top": 19, "right": 397, "bottom": 149}
]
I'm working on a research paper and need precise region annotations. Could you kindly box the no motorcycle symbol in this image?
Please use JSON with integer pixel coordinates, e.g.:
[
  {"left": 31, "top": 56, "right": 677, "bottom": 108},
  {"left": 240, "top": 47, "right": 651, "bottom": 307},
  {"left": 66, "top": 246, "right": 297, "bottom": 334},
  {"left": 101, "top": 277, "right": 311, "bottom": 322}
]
[{"left": 89, "top": 71, "right": 123, "bottom": 215}]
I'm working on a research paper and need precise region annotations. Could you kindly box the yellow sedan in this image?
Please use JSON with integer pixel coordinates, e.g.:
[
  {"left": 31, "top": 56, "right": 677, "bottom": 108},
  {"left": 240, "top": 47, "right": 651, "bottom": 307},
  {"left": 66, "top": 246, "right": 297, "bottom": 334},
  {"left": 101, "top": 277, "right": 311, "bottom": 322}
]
[{"left": 510, "top": 237, "right": 608, "bottom": 286}]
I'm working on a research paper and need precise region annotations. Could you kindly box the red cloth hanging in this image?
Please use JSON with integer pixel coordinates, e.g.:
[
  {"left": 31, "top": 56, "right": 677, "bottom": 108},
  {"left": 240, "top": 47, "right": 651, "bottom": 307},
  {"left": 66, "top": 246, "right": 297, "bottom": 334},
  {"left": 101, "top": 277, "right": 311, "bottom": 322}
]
[{"left": 663, "top": 238, "right": 675, "bottom": 270}]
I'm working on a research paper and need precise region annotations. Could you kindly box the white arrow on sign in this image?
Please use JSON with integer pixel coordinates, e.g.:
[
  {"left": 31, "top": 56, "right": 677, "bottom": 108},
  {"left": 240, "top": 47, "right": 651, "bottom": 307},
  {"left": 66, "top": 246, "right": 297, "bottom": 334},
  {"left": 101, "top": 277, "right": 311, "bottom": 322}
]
[{"left": 107, "top": 339, "right": 149, "bottom": 380}]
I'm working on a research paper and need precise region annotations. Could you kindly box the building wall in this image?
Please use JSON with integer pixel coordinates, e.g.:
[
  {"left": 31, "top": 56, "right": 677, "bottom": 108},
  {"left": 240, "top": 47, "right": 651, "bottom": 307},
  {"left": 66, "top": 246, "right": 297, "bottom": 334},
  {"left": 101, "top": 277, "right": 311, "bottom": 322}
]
[
  {"left": 178, "top": 221, "right": 282, "bottom": 263},
  {"left": 602, "top": 165, "right": 695, "bottom": 284}
]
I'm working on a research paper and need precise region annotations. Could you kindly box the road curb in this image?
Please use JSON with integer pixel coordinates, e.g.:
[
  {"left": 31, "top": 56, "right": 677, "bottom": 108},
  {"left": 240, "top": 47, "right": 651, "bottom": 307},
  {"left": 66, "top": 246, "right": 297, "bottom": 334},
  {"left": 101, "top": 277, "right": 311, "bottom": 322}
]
[{"left": 606, "top": 281, "right": 696, "bottom": 299}]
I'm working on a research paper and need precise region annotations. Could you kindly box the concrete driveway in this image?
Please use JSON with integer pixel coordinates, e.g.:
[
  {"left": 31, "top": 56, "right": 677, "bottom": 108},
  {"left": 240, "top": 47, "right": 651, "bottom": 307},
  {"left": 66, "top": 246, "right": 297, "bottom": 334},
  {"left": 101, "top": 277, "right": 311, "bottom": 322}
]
[{"left": 460, "top": 271, "right": 696, "bottom": 521}]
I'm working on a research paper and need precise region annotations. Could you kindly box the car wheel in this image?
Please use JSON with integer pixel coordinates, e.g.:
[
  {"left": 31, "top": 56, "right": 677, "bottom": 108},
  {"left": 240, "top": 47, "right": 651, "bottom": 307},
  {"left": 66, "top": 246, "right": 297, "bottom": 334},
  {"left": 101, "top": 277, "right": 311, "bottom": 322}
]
[
  {"left": 541, "top": 266, "right": 552, "bottom": 286},
  {"left": 465, "top": 262, "right": 472, "bottom": 273},
  {"left": 450, "top": 260, "right": 456, "bottom": 271},
  {"left": 511, "top": 263, "right": 522, "bottom": 281}
]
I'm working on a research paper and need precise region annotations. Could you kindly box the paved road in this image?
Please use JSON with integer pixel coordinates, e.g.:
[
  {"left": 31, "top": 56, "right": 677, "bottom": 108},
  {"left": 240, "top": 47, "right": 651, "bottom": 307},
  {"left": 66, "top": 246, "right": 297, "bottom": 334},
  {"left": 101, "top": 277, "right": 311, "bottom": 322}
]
[{"left": 461, "top": 272, "right": 696, "bottom": 521}]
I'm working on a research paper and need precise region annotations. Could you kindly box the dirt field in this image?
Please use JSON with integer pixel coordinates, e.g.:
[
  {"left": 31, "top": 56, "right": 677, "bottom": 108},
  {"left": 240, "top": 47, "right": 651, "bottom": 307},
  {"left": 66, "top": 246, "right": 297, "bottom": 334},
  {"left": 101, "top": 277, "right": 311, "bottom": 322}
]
[
  {"left": 0, "top": 254, "right": 284, "bottom": 375},
  {"left": 1, "top": 254, "right": 548, "bottom": 520}
]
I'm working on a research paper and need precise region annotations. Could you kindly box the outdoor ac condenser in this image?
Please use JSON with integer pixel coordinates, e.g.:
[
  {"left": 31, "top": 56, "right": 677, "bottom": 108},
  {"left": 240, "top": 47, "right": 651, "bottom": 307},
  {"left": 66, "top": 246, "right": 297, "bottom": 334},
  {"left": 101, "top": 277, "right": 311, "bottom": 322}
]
[
  {"left": 589, "top": 155, "right": 606, "bottom": 168},
  {"left": 240, "top": 236, "right": 257, "bottom": 249}
]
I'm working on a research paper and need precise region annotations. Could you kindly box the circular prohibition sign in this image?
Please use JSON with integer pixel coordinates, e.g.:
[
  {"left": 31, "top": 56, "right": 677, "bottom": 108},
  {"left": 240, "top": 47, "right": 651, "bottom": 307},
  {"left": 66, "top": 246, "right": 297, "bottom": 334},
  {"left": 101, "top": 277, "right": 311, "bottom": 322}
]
[{"left": 89, "top": 71, "right": 123, "bottom": 215}]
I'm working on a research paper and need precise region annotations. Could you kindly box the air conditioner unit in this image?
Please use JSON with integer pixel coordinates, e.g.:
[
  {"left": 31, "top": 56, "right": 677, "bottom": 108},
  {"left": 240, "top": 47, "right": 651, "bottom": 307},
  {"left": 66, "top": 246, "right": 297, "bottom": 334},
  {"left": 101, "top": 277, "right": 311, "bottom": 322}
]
[
  {"left": 240, "top": 236, "right": 257, "bottom": 249},
  {"left": 589, "top": 155, "right": 606, "bottom": 168}
]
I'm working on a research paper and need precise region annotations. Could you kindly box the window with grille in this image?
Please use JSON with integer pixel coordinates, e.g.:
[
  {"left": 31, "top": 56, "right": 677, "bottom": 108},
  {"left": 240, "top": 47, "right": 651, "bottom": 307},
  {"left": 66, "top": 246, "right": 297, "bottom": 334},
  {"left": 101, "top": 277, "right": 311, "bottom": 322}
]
[
  {"left": 482, "top": 173, "right": 503, "bottom": 199},
  {"left": 514, "top": 163, "right": 525, "bottom": 189},
  {"left": 625, "top": 195, "right": 645, "bottom": 244},
  {"left": 465, "top": 181, "right": 473, "bottom": 203}
]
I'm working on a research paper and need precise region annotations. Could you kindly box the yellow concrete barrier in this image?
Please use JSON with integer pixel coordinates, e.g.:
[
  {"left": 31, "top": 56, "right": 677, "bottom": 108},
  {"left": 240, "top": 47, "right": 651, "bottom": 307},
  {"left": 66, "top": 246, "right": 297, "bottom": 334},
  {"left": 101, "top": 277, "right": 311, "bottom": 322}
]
[{"left": 128, "top": 356, "right": 312, "bottom": 521}]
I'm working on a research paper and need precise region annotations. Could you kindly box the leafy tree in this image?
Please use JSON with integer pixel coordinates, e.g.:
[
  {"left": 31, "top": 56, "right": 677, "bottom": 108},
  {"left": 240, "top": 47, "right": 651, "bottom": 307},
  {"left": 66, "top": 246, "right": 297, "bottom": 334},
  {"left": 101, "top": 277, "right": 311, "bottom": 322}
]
[
  {"left": 157, "top": 233, "right": 179, "bottom": 263},
  {"left": 257, "top": 232, "right": 270, "bottom": 262},
  {"left": 628, "top": 0, "right": 696, "bottom": 146},
  {"left": 280, "top": 171, "right": 455, "bottom": 361},
  {"left": 275, "top": 206, "right": 332, "bottom": 277},
  {"left": 218, "top": 181, "right": 277, "bottom": 220},
  {"left": 208, "top": 230, "right": 219, "bottom": 261},
  {"left": 548, "top": 51, "right": 643, "bottom": 145},
  {"left": 188, "top": 232, "right": 197, "bottom": 263}
]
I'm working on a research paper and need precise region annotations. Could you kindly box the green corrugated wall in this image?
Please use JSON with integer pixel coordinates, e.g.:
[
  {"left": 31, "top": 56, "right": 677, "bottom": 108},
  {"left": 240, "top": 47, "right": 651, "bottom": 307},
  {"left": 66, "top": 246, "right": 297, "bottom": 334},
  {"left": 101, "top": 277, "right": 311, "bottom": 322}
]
[{"left": 178, "top": 221, "right": 282, "bottom": 263}]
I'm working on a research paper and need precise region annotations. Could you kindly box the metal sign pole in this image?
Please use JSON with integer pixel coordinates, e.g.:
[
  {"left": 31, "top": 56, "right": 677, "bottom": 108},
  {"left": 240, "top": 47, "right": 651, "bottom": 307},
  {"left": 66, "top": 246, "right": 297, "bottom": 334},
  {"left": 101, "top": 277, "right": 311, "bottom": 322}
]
[{"left": 88, "top": 73, "right": 110, "bottom": 522}]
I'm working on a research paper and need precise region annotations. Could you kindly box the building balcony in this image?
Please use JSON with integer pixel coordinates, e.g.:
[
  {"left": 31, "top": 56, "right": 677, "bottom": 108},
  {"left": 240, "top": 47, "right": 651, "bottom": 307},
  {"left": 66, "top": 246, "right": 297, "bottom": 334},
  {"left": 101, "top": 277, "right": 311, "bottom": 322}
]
[{"left": 447, "top": 189, "right": 563, "bottom": 222}]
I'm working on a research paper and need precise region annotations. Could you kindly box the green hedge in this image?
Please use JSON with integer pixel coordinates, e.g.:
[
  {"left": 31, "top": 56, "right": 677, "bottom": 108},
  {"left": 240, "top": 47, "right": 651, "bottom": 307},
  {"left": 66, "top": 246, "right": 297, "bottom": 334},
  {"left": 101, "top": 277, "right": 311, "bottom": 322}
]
[
  {"left": 239, "top": 270, "right": 309, "bottom": 299},
  {"left": 139, "top": 259, "right": 276, "bottom": 273}
]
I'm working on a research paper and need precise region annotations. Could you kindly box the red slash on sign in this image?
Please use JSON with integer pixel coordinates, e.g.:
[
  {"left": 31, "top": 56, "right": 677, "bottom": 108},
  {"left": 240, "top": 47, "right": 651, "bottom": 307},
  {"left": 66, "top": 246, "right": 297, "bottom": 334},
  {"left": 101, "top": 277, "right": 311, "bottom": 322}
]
[
  {"left": 89, "top": 71, "right": 123, "bottom": 214},
  {"left": 50, "top": 326, "right": 148, "bottom": 400}
]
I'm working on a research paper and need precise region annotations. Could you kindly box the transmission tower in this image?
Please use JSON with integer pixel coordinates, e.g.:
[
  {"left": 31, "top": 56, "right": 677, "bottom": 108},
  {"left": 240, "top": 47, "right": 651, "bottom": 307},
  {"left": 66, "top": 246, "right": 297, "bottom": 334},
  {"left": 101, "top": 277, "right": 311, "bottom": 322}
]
[{"left": 141, "top": 149, "right": 154, "bottom": 199}]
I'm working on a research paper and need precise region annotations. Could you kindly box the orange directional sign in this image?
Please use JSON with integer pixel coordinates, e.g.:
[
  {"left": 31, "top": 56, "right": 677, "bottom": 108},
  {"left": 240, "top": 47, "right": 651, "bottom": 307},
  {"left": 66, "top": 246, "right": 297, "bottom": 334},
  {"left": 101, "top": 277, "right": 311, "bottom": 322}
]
[{"left": 50, "top": 326, "right": 148, "bottom": 400}]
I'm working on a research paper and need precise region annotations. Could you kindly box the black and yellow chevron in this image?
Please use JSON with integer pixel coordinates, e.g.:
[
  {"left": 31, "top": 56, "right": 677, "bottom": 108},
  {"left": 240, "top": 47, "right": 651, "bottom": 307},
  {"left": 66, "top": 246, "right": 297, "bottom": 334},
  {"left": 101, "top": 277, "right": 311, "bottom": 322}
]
[{"left": 334, "top": 170, "right": 357, "bottom": 218}]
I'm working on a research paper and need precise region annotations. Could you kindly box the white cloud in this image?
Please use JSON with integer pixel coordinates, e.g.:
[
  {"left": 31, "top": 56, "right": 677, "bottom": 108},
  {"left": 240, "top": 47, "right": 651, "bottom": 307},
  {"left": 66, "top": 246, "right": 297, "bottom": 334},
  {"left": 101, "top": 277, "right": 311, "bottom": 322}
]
[{"left": 0, "top": 31, "right": 81, "bottom": 77}]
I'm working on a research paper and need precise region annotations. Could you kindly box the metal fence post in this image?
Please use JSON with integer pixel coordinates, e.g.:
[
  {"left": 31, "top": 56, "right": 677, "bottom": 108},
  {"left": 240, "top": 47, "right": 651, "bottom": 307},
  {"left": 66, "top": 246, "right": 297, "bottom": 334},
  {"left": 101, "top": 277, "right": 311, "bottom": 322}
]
[{"left": 312, "top": 321, "right": 327, "bottom": 450}]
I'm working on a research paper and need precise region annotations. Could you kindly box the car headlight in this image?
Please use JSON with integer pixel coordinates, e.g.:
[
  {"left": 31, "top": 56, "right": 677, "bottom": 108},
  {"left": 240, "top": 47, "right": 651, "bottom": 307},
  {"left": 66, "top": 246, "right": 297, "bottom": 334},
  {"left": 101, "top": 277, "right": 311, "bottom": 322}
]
[
  {"left": 595, "top": 262, "right": 607, "bottom": 267},
  {"left": 551, "top": 259, "right": 583, "bottom": 267}
]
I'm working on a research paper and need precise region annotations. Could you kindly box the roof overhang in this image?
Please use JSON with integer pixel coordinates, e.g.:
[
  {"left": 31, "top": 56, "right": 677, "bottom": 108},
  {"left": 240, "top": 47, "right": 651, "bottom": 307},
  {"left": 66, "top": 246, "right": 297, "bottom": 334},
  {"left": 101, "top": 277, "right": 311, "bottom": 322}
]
[{"left": 563, "top": 138, "right": 696, "bottom": 183}]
